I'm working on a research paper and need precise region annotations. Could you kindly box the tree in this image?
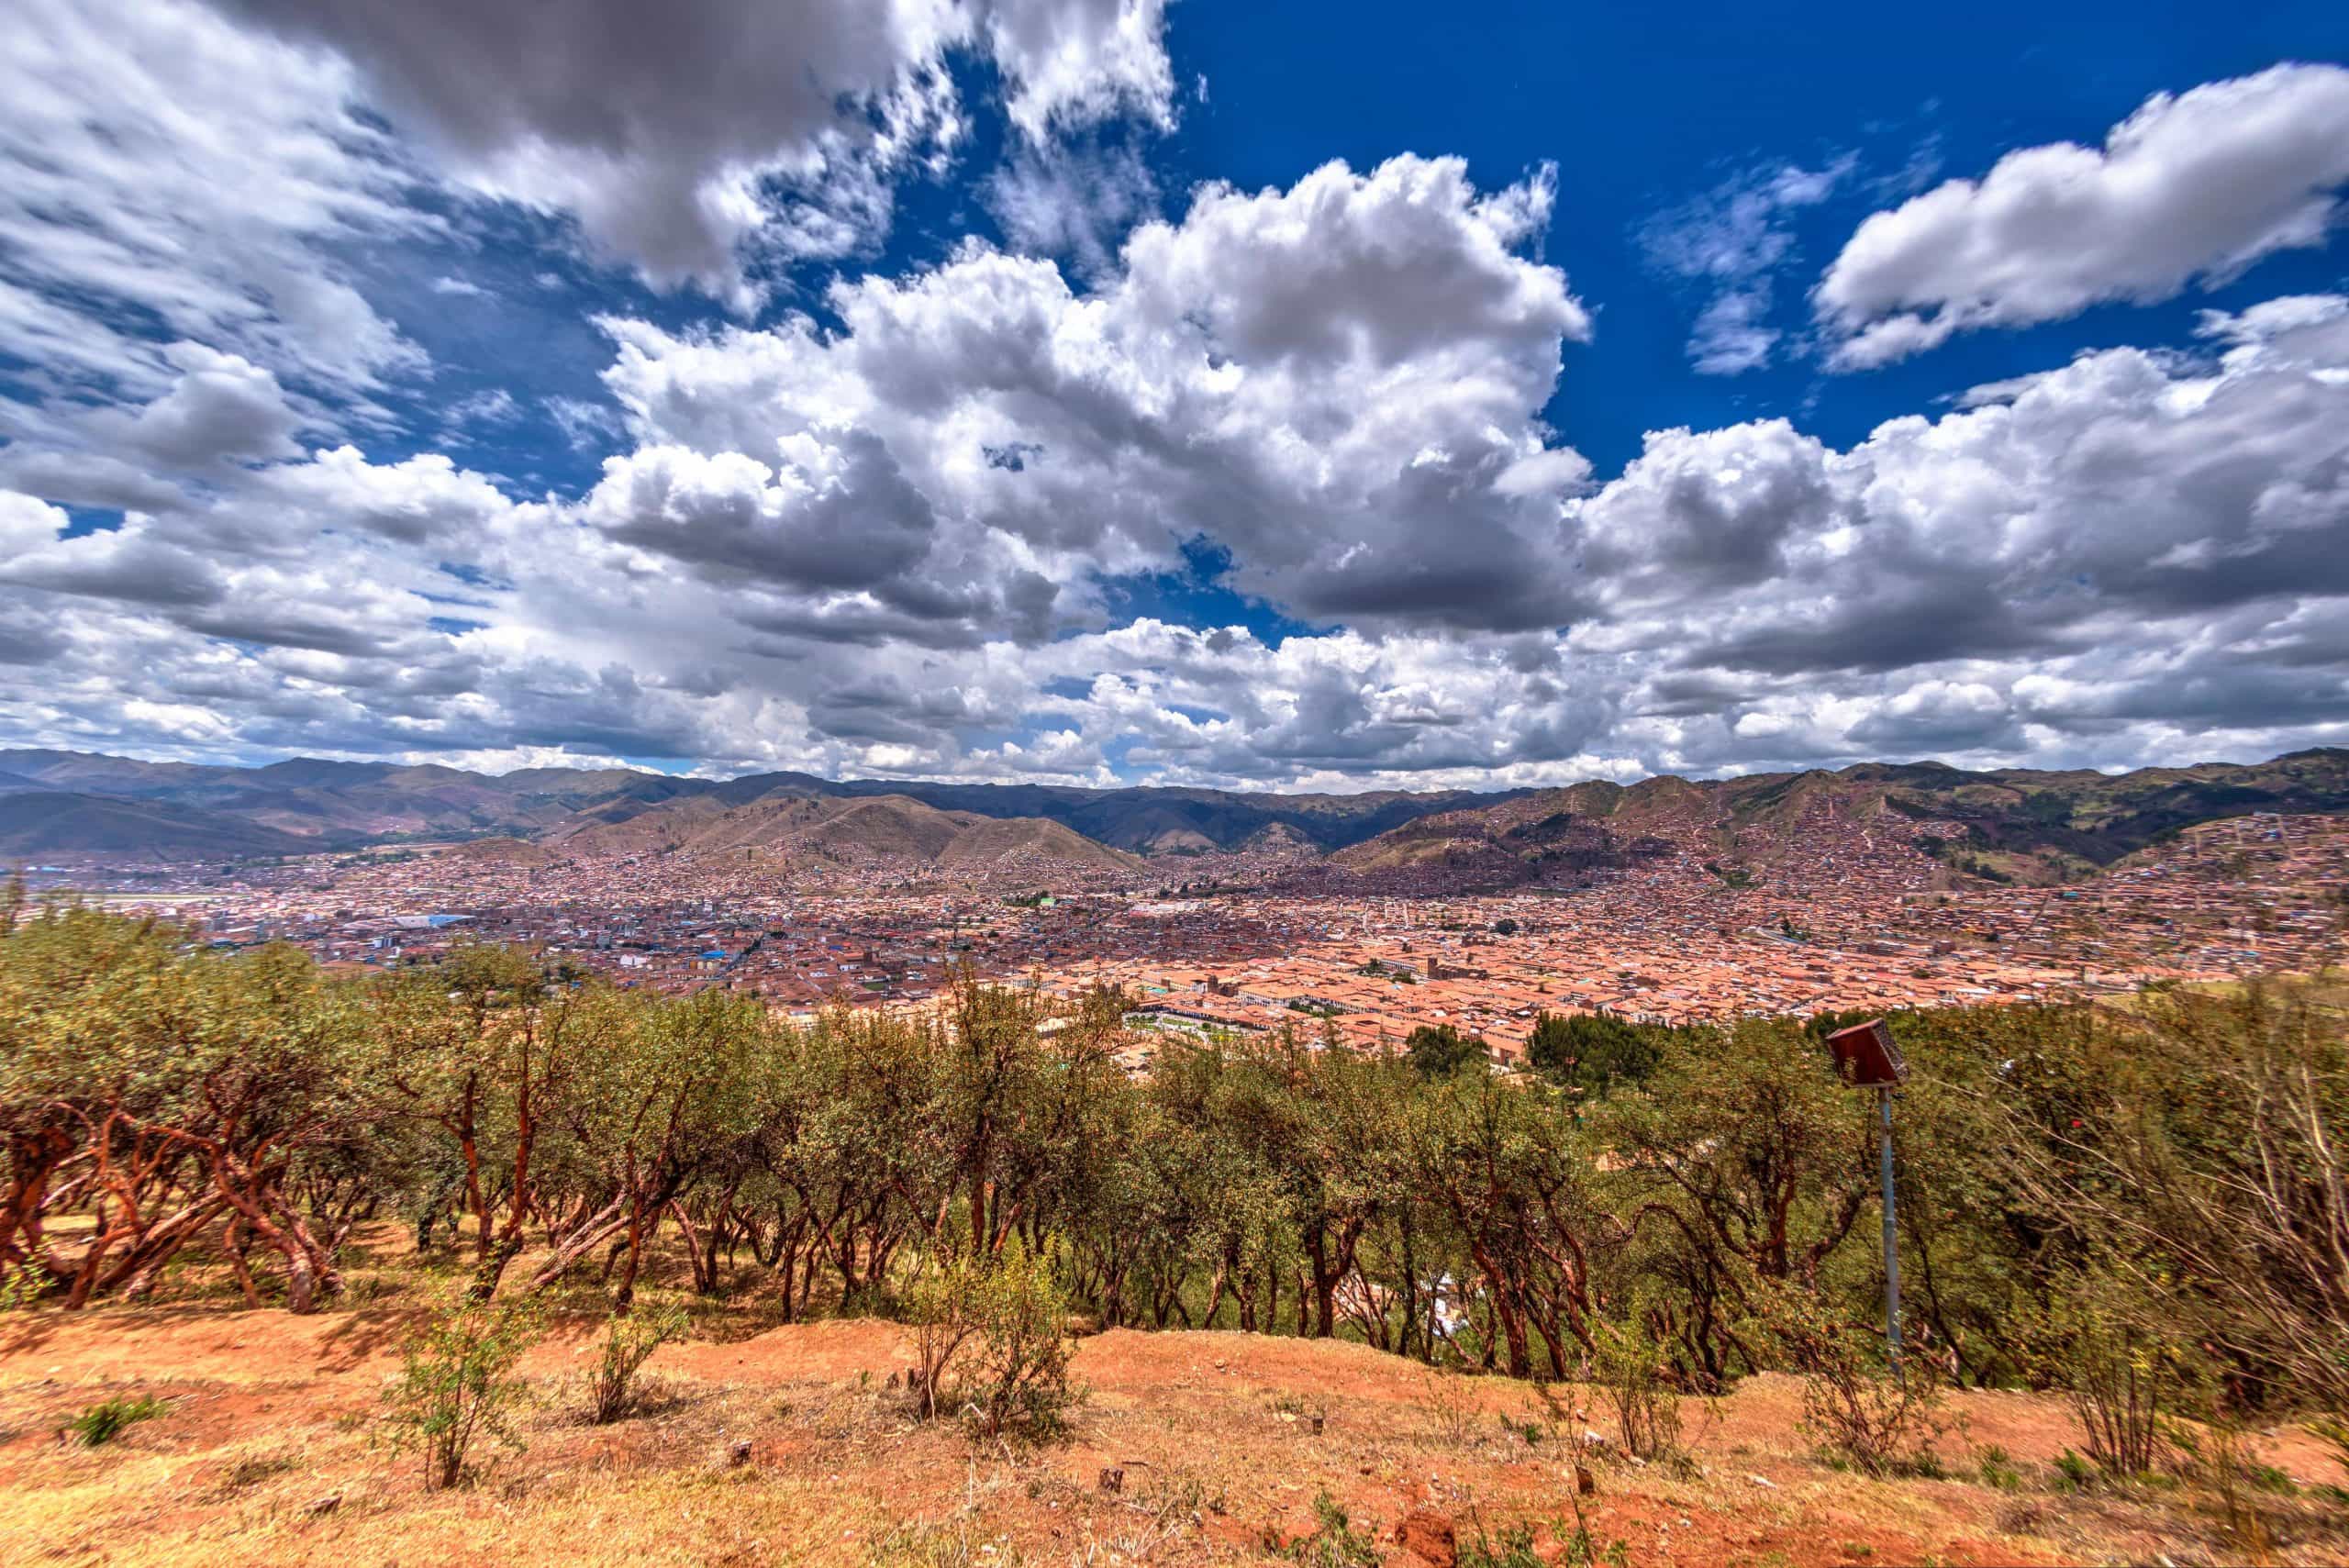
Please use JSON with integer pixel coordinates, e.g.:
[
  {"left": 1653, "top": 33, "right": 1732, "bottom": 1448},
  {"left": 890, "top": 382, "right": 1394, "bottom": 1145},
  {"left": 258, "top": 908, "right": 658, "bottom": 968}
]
[
  {"left": 2000, "top": 982, "right": 2349, "bottom": 1418},
  {"left": 1600, "top": 1019, "right": 1881, "bottom": 1381},
  {"left": 1409, "top": 1069, "right": 1606, "bottom": 1377},
  {"left": 0, "top": 906, "right": 184, "bottom": 1297},
  {"left": 1404, "top": 1024, "right": 1488, "bottom": 1080},
  {"left": 1525, "top": 1011, "right": 1658, "bottom": 1097},
  {"left": 0, "top": 911, "right": 373, "bottom": 1311},
  {"left": 370, "top": 945, "right": 626, "bottom": 1299},
  {"left": 526, "top": 985, "right": 774, "bottom": 1307}
]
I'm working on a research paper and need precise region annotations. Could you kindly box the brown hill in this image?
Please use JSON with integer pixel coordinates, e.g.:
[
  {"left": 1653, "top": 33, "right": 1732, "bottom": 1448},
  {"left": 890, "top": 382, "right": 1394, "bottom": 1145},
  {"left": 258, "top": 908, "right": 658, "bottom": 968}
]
[
  {"left": 2, "top": 745, "right": 2340, "bottom": 872},
  {"left": 433, "top": 836, "right": 561, "bottom": 867},
  {"left": 0, "top": 750, "right": 1503, "bottom": 860},
  {"left": 1325, "top": 777, "right": 1686, "bottom": 885},
  {"left": 935, "top": 813, "right": 1147, "bottom": 869},
  {"left": 1325, "top": 750, "right": 2349, "bottom": 891},
  {"left": 539, "top": 795, "right": 739, "bottom": 856},
  {"left": 0, "top": 791, "right": 313, "bottom": 862},
  {"left": 545, "top": 793, "right": 1143, "bottom": 874}
]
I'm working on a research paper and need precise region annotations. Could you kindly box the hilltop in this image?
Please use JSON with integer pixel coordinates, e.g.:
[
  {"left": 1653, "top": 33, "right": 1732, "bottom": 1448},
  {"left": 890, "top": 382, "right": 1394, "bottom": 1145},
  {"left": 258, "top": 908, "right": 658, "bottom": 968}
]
[
  {"left": 546, "top": 792, "right": 1146, "bottom": 875},
  {"left": 1321, "top": 749, "right": 2349, "bottom": 892}
]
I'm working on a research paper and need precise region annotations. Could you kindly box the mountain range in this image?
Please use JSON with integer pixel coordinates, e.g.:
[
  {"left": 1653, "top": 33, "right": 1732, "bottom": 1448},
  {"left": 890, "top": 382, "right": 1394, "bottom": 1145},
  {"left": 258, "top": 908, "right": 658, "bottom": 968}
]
[
  {"left": 1318, "top": 749, "right": 2349, "bottom": 889},
  {"left": 2, "top": 746, "right": 2344, "bottom": 883},
  {"left": 0, "top": 749, "right": 1512, "bottom": 865}
]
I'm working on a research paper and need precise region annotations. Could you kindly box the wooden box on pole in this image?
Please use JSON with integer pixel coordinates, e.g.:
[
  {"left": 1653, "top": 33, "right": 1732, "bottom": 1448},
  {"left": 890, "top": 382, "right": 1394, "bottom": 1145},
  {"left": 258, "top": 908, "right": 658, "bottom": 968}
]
[
  {"left": 1823, "top": 1018, "right": 1906, "bottom": 1087},
  {"left": 1824, "top": 1017, "right": 1906, "bottom": 1373}
]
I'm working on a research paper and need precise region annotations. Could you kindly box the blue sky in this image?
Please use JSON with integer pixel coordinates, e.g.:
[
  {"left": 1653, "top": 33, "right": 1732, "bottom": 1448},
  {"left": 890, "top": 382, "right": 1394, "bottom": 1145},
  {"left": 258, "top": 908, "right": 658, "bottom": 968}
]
[
  {"left": 0, "top": 0, "right": 2346, "bottom": 787},
  {"left": 368, "top": 2, "right": 2349, "bottom": 493}
]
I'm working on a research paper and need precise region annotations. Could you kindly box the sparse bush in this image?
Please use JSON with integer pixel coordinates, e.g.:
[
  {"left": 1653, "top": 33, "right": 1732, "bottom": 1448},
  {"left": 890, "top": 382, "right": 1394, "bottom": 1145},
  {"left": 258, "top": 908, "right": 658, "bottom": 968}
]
[
  {"left": 2245, "top": 1461, "right": 2299, "bottom": 1495},
  {"left": 1592, "top": 1313, "right": 1683, "bottom": 1461},
  {"left": 1417, "top": 1368, "right": 1482, "bottom": 1448},
  {"left": 906, "top": 1243, "right": 1080, "bottom": 1437},
  {"left": 1554, "top": 1488, "right": 1632, "bottom": 1568},
  {"left": 1974, "top": 1442, "right": 2022, "bottom": 1490},
  {"left": 585, "top": 1301, "right": 687, "bottom": 1423},
  {"left": 1457, "top": 1519, "right": 1544, "bottom": 1568},
  {"left": 907, "top": 1256, "right": 984, "bottom": 1421},
  {"left": 0, "top": 1265, "right": 45, "bottom": 1312},
  {"left": 2310, "top": 1413, "right": 2349, "bottom": 1484},
  {"left": 379, "top": 1291, "right": 544, "bottom": 1489},
  {"left": 1763, "top": 1286, "right": 1943, "bottom": 1477},
  {"left": 1994, "top": 1497, "right": 2048, "bottom": 1535},
  {"left": 2064, "top": 1308, "right": 2174, "bottom": 1477},
  {"left": 2184, "top": 1417, "right": 2278, "bottom": 1560},
  {"left": 1497, "top": 1408, "right": 1545, "bottom": 1446},
  {"left": 1897, "top": 1447, "right": 1949, "bottom": 1480},
  {"left": 1801, "top": 1359, "right": 1943, "bottom": 1477},
  {"left": 1458, "top": 1518, "right": 1631, "bottom": 1568},
  {"left": 965, "top": 1242, "right": 1079, "bottom": 1438},
  {"left": 1269, "top": 1490, "right": 1382, "bottom": 1568},
  {"left": 215, "top": 1451, "right": 300, "bottom": 1493},
  {"left": 66, "top": 1394, "right": 165, "bottom": 1447}
]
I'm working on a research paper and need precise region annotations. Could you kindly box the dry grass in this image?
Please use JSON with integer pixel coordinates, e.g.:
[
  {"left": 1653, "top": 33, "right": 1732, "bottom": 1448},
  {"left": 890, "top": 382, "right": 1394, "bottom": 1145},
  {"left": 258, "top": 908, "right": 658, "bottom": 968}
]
[{"left": 5, "top": 1232, "right": 2347, "bottom": 1565}]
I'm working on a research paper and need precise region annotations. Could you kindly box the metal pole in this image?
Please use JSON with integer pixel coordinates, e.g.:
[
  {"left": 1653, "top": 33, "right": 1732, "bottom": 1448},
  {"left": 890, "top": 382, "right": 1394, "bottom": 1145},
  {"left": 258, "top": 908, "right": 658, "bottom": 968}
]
[{"left": 1878, "top": 1084, "right": 1902, "bottom": 1376}]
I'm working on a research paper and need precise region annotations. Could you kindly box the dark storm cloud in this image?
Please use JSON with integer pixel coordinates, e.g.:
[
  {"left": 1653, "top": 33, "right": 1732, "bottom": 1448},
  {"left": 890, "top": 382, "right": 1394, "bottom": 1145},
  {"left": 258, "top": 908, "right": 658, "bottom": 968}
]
[{"left": 1695, "top": 588, "right": 2065, "bottom": 677}]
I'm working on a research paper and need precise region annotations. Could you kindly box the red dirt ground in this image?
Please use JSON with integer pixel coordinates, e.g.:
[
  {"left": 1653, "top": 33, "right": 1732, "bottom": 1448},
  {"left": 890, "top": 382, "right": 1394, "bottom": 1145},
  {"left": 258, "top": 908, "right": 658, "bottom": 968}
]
[{"left": 3, "top": 1307, "right": 2343, "bottom": 1566}]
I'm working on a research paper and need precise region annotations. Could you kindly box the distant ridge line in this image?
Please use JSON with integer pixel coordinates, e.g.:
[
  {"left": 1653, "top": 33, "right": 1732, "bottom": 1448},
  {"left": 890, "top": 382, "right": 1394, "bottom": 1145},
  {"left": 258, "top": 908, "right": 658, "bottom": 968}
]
[{"left": 0, "top": 745, "right": 2342, "bottom": 865}]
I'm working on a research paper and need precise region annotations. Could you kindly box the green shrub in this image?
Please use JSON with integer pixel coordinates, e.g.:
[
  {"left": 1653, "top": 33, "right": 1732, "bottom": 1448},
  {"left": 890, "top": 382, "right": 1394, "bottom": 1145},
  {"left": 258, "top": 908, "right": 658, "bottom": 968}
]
[
  {"left": 1404, "top": 1023, "right": 1489, "bottom": 1080},
  {"left": 1760, "top": 1285, "right": 1943, "bottom": 1478},
  {"left": 67, "top": 1394, "right": 166, "bottom": 1447},
  {"left": 1591, "top": 1313, "right": 1683, "bottom": 1462},
  {"left": 379, "top": 1292, "right": 545, "bottom": 1489},
  {"left": 906, "top": 1242, "right": 1080, "bottom": 1437},
  {"left": 1270, "top": 1490, "right": 1382, "bottom": 1568},
  {"left": 965, "top": 1242, "right": 1080, "bottom": 1438},
  {"left": 586, "top": 1302, "right": 688, "bottom": 1423}
]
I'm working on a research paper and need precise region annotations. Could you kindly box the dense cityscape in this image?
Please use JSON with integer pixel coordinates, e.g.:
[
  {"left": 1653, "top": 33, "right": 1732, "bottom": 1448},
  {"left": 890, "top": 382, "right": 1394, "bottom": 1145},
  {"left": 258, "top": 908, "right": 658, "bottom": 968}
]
[{"left": 27, "top": 787, "right": 2343, "bottom": 1065}]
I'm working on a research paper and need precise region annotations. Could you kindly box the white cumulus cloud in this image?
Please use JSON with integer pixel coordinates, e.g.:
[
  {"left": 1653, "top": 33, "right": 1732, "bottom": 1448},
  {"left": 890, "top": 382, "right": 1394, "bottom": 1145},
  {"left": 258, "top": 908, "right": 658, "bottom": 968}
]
[{"left": 1818, "top": 63, "right": 2349, "bottom": 368}]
